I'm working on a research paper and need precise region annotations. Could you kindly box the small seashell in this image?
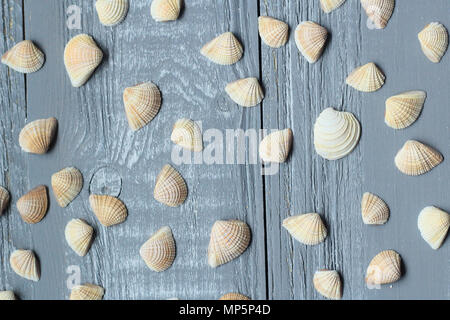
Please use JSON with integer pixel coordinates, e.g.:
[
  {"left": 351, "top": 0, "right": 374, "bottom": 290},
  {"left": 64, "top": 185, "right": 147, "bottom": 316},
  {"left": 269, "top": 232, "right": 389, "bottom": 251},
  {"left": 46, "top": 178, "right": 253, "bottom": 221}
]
[
  {"left": 225, "top": 77, "right": 264, "bottom": 107},
  {"left": 70, "top": 284, "right": 104, "bottom": 300},
  {"left": 313, "top": 270, "right": 342, "bottom": 300},
  {"left": 346, "top": 62, "right": 385, "bottom": 92},
  {"left": 89, "top": 194, "right": 127, "bottom": 227},
  {"left": 394, "top": 140, "right": 443, "bottom": 176},
  {"left": 64, "top": 34, "right": 103, "bottom": 87},
  {"left": 95, "top": 0, "right": 129, "bottom": 26},
  {"left": 0, "top": 291, "right": 16, "bottom": 300},
  {"left": 361, "top": 192, "right": 389, "bottom": 225},
  {"left": 123, "top": 82, "right": 161, "bottom": 131},
  {"left": 418, "top": 22, "right": 448, "bottom": 63},
  {"left": 65, "top": 219, "right": 94, "bottom": 256},
  {"left": 139, "top": 226, "right": 176, "bottom": 272},
  {"left": 171, "top": 119, "right": 203, "bottom": 152},
  {"left": 1, "top": 40, "right": 44, "bottom": 74},
  {"left": 16, "top": 185, "right": 48, "bottom": 224},
  {"left": 320, "top": 0, "right": 346, "bottom": 13},
  {"left": 258, "top": 16, "right": 289, "bottom": 48},
  {"left": 51, "top": 167, "right": 83, "bottom": 207},
  {"left": 0, "top": 186, "right": 10, "bottom": 216},
  {"left": 385, "top": 91, "right": 426, "bottom": 129},
  {"left": 10, "top": 249, "right": 40, "bottom": 282},
  {"left": 208, "top": 220, "right": 251, "bottom": 268},
  {"left": 282, "top": 213, "right": 327, "bottom": 245},
  {"left": 361, "top": 0, "right": 395, "bottom": 29},
  {"left": 201, "top": 32, "right": 243, "bottom": 65},
  {"left": 154, "top": 164, "right": 187, "bottom": 207},
  {"left": 365, "top": 250, "right": 401, "bottom": 285},
  {"left": 418, "top": 206, "right": 450, "bottom": 250},
  {"left": 19, "top": 117, "right": 58, "bottom": 154},
  {"left": 219, "top": 293, "right": 251, "bottom": 300},
  {"left": 151, "top": 0, "right": 182, "bottom": 22},
  {"left": 259, "top": 129, "right": 293, "bottom": 163},
  {"left": 294, "top": 21, "right": 328, "bottom": 63}
]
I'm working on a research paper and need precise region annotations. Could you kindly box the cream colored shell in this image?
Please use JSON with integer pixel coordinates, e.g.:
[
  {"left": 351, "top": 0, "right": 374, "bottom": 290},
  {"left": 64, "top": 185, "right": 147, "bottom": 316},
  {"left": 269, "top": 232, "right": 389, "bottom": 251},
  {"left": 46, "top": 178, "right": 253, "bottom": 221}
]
[
  {"left": 219, "top": 293, "right": 250, "bottom": 300},
  {"left": 418, "top": 22, "right": 448, "bottom": 63},
  {"left": 16, "top": 185, "right": 48, "bottom": 224},
  {"left": 259, "top": 129, "right": 293, "bottom": 163},
  {"left": 361, "top": 0, "right": 395, "bottom": 29},
  {"left": 70, "top": 284, "right": 104, "bottom": 300},
  {"left": 10, "top": 249, "right": 40, "bottom": 282},
  {"left": 418, "top": 206, "right": 450, "bottom": 250},
  {"left": 95, "top": 0, "right": 129, "bottom": 26},
  {"left": 385, "top": 91, "right": 426, "bottom": 129},
  {"left": 365, "top": 250, "right": 401, "bottom": 285},
  {"left": 51, "top": 167, "right": 83, "bottom": 207},
  {"left": 65, "top": 219, "right": 94, "bottom": 256},
  {"left": 225, "top": 77, "right": 264, "bottom": 107},
  {"left": 123, "top": 82, "right": 161, "bottom": 131},
  {"left": 282, "top": 213, "right": 327, "bottom": 245},
  {"left": 151, "top": 0, "right": 182, "bottom": 22},
  {"left": 320, "top": 0, "right": 346, "bottom": 13},
  {"left": 258, "top": 16, "right": 289, "bottom": 48},
  {"left": 295, "top": 21, "right": 328, "bottom": 63},
  {"left": 346, "top": 62, "right": 385, "bottom": 92},
  {"left": 19, "top": 117, "right": 58, "bottom": 154},
  {"left": 201, "top": 32, "right": 243, "bottom": 65},
  {"left": 0, "top": 291, "right": 16, "bottom": 300},
  {"left": 171, "top": 119, "right": 203, "bottom": 152},
  {"left": 154, "top": 164, "right": 187, "bottom": 207},
  {"left": 361, "top": 192, "right": 390, "bottom": 225},
  {"left": 1, "top": 40, "right": 44, "bottom": 73},
  {"left": 139, "top": 226, "right": 176, "bottom": 272},
  {"left": 394, "top": 140, "right": 443, "bottom": 176},
  {"left": 0, "top": 186, "right": 10, "bottom": 216},
  {"left": 89, "top": 194, "right": 127, "bottom": 227},
  {"left": 313, "top": 270, "right": 342, "bottom": 300}
]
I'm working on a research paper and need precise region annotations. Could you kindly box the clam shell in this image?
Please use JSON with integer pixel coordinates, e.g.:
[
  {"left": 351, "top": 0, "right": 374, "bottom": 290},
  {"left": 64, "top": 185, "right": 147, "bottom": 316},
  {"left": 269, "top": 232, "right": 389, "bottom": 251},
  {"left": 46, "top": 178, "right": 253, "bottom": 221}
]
[
  {"left": 314, "top": 108, "right": 361, "bottom": 160},
  {"left": 259, "top": 129, "right": 293, "bottom": 163},
  {"left": 89, "top": 194, "right": 127, "bottom": 227},
  {"left": 171, "top": 119, "right": 203, "bottom": 152},
  {"left": 65, "top": 219, "right": 94, "bottom": 256},
  {"left": 394, "top": 140, "right": 443, "bottom": 176},
  {"left": 64, "top": 34, "right": 103, "bottom": 87},
  {"left": 19, "top": 117, "right": 57, "bottom": 154},
  {"left": 385, "top": 91, "right": 426, "bottom": 129},
  {"left": 154, "top": 164, "right": 187, "bottom": 207},
  {"left": 0, "top": 291, "right": 16, "bottom": 300},
  {"left": 95, "top": 0, "right": 129, "bottom": 26},
  {"left": 200, "top": 32, "right": 243, "bottom": 65},
  {"left": 418, "top": 22, "right": 448, "bottom": 63},
  {"left": 0, "top": 186, "right": 10, "bottom": 215},
  {"left": 258, "top": 16, "right": 289, "bottom": 48},
  {"left": 1, "top": 40, "right": 44, "bottom": 73},
  {"left": 418, "top": 206, "right": 450, "bottom": 250},
  {"left": 282, "top": 213, "right": 327, "bottom": 245},
  {"left": 365, "top": 250, "right": 401, "bottom": 285},
  {"left": 225, "top": 77, "right": 264, "bottom": 107},
  {"left": 361, "top": 0, "right": 395, "bottom": 29},
  {"left": 51, "top": 167, "right": 83, "bottom": 207},
  {"left": 219, "top": 293, "right": 250, "bottom": 300},
  {"left": 123, "top": 82, "right": 161, "bottom": 131},
  {"left": 295, "top": 21, "right": 328, "bottom": 63},
  {"left": 361, "top": 192, "right": 389, "bottom": 225},
  {"left": 346, "top": 62, "right": 385, "bottom": 92},
  {"left": 320, "top": 0, "right": 346, "bottom": 13},
  {"left": 313, "top": 270, "right": 342, "bottom": 300},
  {"left": 151, "top": 0, "right": 182, "bottom": 22},
  {"left": 208, "top": 220, "right": 251, "bottom": 268},
  {"left": 139, "top": 226, "right": 176, "bottom": 272},
  {"left": 70, "top": 284, "right": 104, "bottom": 300},
  {"left": 10, "top": 249, "right": 40, "bottom": 282},
  {"left": 16, "top": 185, "right": 48, "bottom": 224}
]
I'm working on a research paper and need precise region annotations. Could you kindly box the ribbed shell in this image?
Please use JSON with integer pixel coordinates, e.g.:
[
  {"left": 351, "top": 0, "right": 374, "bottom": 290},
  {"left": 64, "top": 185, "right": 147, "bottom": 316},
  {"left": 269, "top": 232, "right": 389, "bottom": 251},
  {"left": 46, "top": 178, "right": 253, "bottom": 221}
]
[
  {"left": 313, "top": 270, "right": 342, "bottom": 300},
  {"left": 282, "top": 213, "right": 327, "bottom": 245},
  {"left": 200, "top": 32, "right": 243, "bottom": 65},
  {"left": 361, "top": 192, "right": 390, "bottom": 225},
  {"left": 151, "top": 0, "right": 182, "bottom": 22},
  {"left": 346, "top": 62, "right": 385, "bottom": 92},
  {"left": 361, "top": 0, "right": 395, "bottom": 29},
  {"left": 51, "top": 167, "right": 83, "bottom": 207},
  {"left": 64, "top": 34, "right": 103, "bottom": 87},
  {"left": 208, "top": 220, "right": 251, "bottom": 268},
  {"left": 394, "top": 140, "right": 443, "bottom": 176},
  {"left": 0, "top": 291, "right": 16, "bottom": 300},
  {"left": 95, "top": 0, "right": 129, "bottom": 26},
  {"left": 0, "top": 186, "right": 10, "bottom": 215},
  {"left": 16, "top": 185, "right": 48, "bottom": 224},
  {"left": 219, "top": 293, "right": 251, "bottom": 300},
  {"left": 65, "top": 219, "right": 94, "bottom": 256},
  {"left": 320, "top": 0, "right": 346, "bottom": 13},
  {"left": 295, "top": 21, "right": 328, "bottom": 63},
  {"left": 225, "top": 77, "right": 264, "bottom": 107},
  {"left": 1, "top": 40, "right": 44, "bottom": 73},
  {"left": 89, "top": 194, "right": 127, "bottom": 227},
  {"left": 10, "top": 249, "right": 40, "bottom": 282},
  {"left": 418, "top": 206, "right": 450, "bottom": 250},
  {"left": 19, "top": 117, "right": 58, "bottom": 154},
  {"left": 70, "top": 284, "right": 104, "bottom": 300},
  {"left": 171, "top": 119, "right": 203, "bottom": 152},
  {"left": 418, "top": 22, "right": 448, "bottom": 63},
  {"left": 123, "top": 82, "right": 161, "bottom": 131},
  {"left": 258, "top": 16, "right": 289, "bottom": 48},
  {"left": 259, "top": 129, "right": 293, "bottom": 163},
  {"left": 385, "top": 91, "right": 426, "bottom": 129},
  {"left": 365, "top": 250, "right": 401, "bottom": 285},
  {"left": 139, "top": 226, "right": 176, "bottom": 272},
  {"left": 154, "top": 164, "right": 187, "bottom": 207}
]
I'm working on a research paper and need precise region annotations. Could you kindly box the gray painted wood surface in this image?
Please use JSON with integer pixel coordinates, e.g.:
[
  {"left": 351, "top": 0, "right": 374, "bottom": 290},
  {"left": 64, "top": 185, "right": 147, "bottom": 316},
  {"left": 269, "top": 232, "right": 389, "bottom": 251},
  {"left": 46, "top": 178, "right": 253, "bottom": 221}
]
[{"left": 0, "top": 0, "right": 449, "bottom": 300}]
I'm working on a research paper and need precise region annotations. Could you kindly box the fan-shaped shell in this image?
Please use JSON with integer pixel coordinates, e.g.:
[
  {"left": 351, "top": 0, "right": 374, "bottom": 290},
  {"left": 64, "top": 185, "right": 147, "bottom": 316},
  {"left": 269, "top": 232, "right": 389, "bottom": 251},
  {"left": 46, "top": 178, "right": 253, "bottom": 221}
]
[
  {"left": 70, "top": 284, "right": 104, "bottom": 300},
  {"left": 361, "top": 0, "right": 395, "bottom": 29},
  {"left": 19, "top": 117, "right": 57, "bottom": 154},
  {"left": 0, "top": 291, "right": 16, "bottom": 300},
  {"left": 320, "top": 0, "right": 346, "bottom": 13},
  {"left": 200, "top": 32, "right": 243, "bottom": 65},
  {"left": 171, "top": 119, "right": 203, "bottom": 152},
  {"left": 10, "top": 249, "right": 40, "bottom": 282},
  {"left": 219, "top": 293, "right": 250, "bottom": 300},
  {"left": 418, "top": 206, "right": 450, "bottom": 250},
  {"left": 1, "top": 40, "right": 44, "bottom": 73},
  {"left": 89, "top": 194, "right": 127, "bottom": 227},
  {"left": 418, "top": 22, "right": 448, "bottom": 63},
  {"left": 346, "top": 62, "right": 385, "bottom": 92},
  {"left": 208, "top": 220, "right": 251, "bottom": 268},
  {"left": 64, "top": 34, "right": 103, "bottom": 87},
  {"left": 313, "top": 270, "right": 342, "bottom": 300},
  {"left": 295, "top": 21, "right": 328, "bottom": 63},
  {"left": 258, "top": 16, "right": 289, "bottom": 48},
  {"left": 385, "top": 91, "right": 426, "bottom": 129},
  {"left": 154, "top": 164, "right": 187, "bottom": 207},
  {"left": 394, "top": 140, "right": 443, "bottom": 176},
  {"left": 95, "top": 0, "right": 129, "bottom": 26},
  {"left": 51, "top": 167, "right": 83, "bottom": 207},
  {"left": 365, "top": 250, "right": 401, "bottom": 285},
  {"left": 259, "top": 129, "right": 293, "bottom": 163},
  {"left": 225, "top": 77, "right": 264, "bottom": 107},
  {"left": 282, "top": 213, "right": 327, "bottom": 245},
  {"left": 314, "top": 108, "right": 361, "bottom": 160},
  {"left": 0, "top": 186, "right": 10, "bottom": 215},
  {"left": 123, "top": 82, "right": 161, "bottom": 131},
  {"left": 65, "top": 219, "right": 94, "bottom": 256},
  {"left": 151, "top": 0, "right": 182, "bottom": 22},
  {"left": 139, "top": 226, "right": 176, "bottom": 272},
  {"left": 16, "top": 185, "right": 48, "bottom": 224},
  {"left": 361, "top": 192, "right": 390, "bottom": 225}
]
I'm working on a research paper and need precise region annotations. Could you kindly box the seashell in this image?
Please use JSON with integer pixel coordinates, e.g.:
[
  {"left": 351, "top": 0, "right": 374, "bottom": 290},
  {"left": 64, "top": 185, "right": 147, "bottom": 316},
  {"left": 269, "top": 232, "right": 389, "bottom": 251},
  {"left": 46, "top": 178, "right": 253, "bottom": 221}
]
[
  {"left": 385, "top": 91, "right": 426, "bottom": 129},
  {"left": 10, "top": 249, "right": 40, "bottom": 282},
  {"left": 361, "top": 192, "right": 389, "bottom": 225},
  {"left": 418, "top": 206, "right": 450, "bottom": 250},
  {"left": 313, "top": 270, "right": 342, "bottom": 300},
  {"left": 0, "top": 186, "right": 10, "bottom": 215},
  {"left": 70, "top": 284, "right": 104, "bottom": 300},
  {"left": 365, "top": 250, "right": 401, "bottom": 285},
  {"left": 139, "top": 226, "right": 176, "bottom": 272},
  {"left": 154, "top": 164, "right": 187, "bottom": 207},
  {"left": 258, "top": 16, "right": 289, "bottom": 48},
  {"left": 0, "top": 291, "right": 16, "bottom": 300},
  {"left": 418, "top": 22, "right": 448, "bottom": 63},
  {"left": 259, "top": 129, "right": 293, "bottom": 163},
  {"left": 95, "top": 0, "right": 129, "bottom": 26},
  {"left": 123, "top": 82, "right": 161, "bottom": 131},
  {"left": 314, "top": 108, "right": 361, "bottom": 160},
  {"left": 1, "top": 40, "right": 44, "bottom": 74},
  {"left": 394, "top": 140, "right": 443, "bottom": 176},
  {"left": 65, "top": 219, "right": 94, "bottom": 256},
  {"left": 151, "top": 0, "right": 182, "bottom": 22},
  {"left": 208, "top": 220, "right": 251, "bottom": 268},
  {"left": 282, "top": 213, "right": 327, "bottom": 245},
  {"left": 51, "top": 167, "right": 83, "bottom": 207},
  {"left": 171, "top": 119, "right": 203, "bottom": 152},
  {"left": 225, "top": 77, "right": 264, "bottom": 107},
  {"left": 219, "top": 293, "right": 251, "bottom": 300},
  {"left": 294, "top": 21, "right": 328, "bottom": 63},
  {"left": 89, "top": 194, "right": 127, "bottom": 227},
  {"left": 201, "top": 32, "right": 243, "bottom": 65},
  {"left": 16, "top": 185, "right": 48, "bottom": 224},
  {"left": 361, "top": 0, "right": 395, "bottom": 29},
  {"left": 19, "top": 117, "right": 58, "bottom": 154},
  {"left": 320, "top": 0, "right": 346, "bottom": 13},
  {"left": 64, "top": 34, "right": 103, "bottom": 87},
  {"left": 346, "top": 62, "right": 385, "bottom": 92}
]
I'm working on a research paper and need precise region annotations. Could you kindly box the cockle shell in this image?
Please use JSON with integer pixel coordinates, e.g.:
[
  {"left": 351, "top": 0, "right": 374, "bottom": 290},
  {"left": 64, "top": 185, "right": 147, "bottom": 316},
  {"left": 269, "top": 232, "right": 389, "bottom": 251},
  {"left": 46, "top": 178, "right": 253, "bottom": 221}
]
[
  {"left": 51, "top": 167, "right": 83, "bottom": 207},
  {"left": 361, "top": 0, "right": 395, "bottom": 29},
  {"left": 154, "top": 164, "right": 187, "bottom": 207},
  {"left": 171, "top": 119, "right": 203, "bottom": 152},
  {"left": 139, "top": 226, "right": 176, "bottom": 272},
  {"left": 295, "top": 21, "right": 328, "bottom": 63},
  {"left": 361, "top": 192, "right": 389, "bottom": 225},
  {"left": 259, "top": 129, "right": 293, "bottom": 163},
  {"left": 70, "top": 284, "right": 104, "bottom": 300},
  {"left": 418, "top": 206, "right": 450, "bottom": 250},
  {"left": 10, "top": 249, "right": 40, "bottom": 282},
  {"left": 1, "top": 40, "right": 44, "bottom": 73},
  {"left": 258, "top": 16, "right": 289, "bottom": 48},
  {"left": 313, "top": 270, "right": 342, "bottom": 300},
  {"left": 95, "top": 0, "right": 129, "bottom": 26},
  {"left": 201, "top": 32, "right": 243, "bottom": 65},
  {"left": 19, "top": 117, "right": 57, "bottom": 154},
  {"left": 320, "top": 0, "right": 346, "bottom": 13},
  {"left": 151, "top": 0, "right": 182, "bottom": 22},
  {"left": 0, "top": 186, "right": 10, "bottom": 215},
  {"left": 16, "top": 185, "right": 48, "bottom": 224},
  {"left": 314, "top": 108, "right": 361, "bottom": 160},
  {"left": 64, "top": 34, "right": 103, "bottom": 87},
  {"left": 0, "top": 291, "right": 16, "bottom": 300},
  {"left": 89, "top": 194, "right": 127, "bottom": 227},
  {"left": 346, "top": 62, "right": 385, "bottom": 92},
  {"left": 219, "top": 293, "right": 250, "bottom": 300},
  {"left": 65, "top": 219, "right": 94, "bottom": 256},
  {"left": 208, "top": 220, "right": 251, "bottom": 268},
  {"left": 385, "top": 91, "right": 426, "bottom": 129},
  {"left": 418, "top": 22, "right": 448, "bottom": 63},
  {"left": 225, "top": 77, "right": 264, "bottom": 107},
  {"left": 282, "top": 213, "right": 327, "bottom": 245},
  {"left": 123, "top": 82, "right": 161, "bottom": 131},
  {"left": 394, "top": 140, "right": 443, "bottom": 176},
  {"left": 365, "top": 250, "right": 401, "bottom": 285}
]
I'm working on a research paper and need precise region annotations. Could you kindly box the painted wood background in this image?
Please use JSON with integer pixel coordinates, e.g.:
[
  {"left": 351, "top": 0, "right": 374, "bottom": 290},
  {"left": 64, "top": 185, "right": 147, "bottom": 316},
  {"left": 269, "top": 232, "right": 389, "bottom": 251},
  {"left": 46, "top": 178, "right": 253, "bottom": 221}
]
[{"left": 0, "top": 0, "right": 449, "bottom": 300}]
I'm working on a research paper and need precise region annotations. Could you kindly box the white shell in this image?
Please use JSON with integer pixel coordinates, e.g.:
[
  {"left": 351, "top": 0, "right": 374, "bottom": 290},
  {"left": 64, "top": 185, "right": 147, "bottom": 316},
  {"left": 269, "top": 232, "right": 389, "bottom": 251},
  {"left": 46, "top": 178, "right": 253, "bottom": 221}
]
[
  {"left": 361, "top": 0, "right": 395, "bottom": 29},
  {"left": 95, "top": 0, "right": 129, "bottom": 26},
  {"left": 70, "top": 284, "right": 104, "bottom": 300},
  {"left": 1, "top": 40, "right": 44, "bottom": 73},
  {"left": 365, "top": 250, "right": 401, "bottom": 285},
  {"left": 151, "top": 0, "right": 182, "bottom": 22},
  {"left": 0, "top": 291, "right": 16, "bottom": 300},
  {"left": 295, "top": 21, "right": 328, "bottom": 63},
  {"left": 394, "top": 140, "right": 443, "bottom": 176},
  {"left": 259, "top": 129, "right": 293, "bottom": 163},
  {"left": 201, "top": 32, "right": 243, "bottom": 65},
  {"left": 10, "top": 249, "right": 40, "bottom": 282},
  {"left": 282, "top": 213, "right": 327, "bottom": 245},
  {"left": 385, "top": 90, "right": 426, "bottom": 129},
  {"left": 361, "top": 192, "right": 390, "bottom": 225},
  {"left": 320, "top": 0, "right": 346, "bottom": 13},
  {"left": 225, "top": 77, "right": 264, "bottom": 107},
  {"left": 418, "top": 22, "right": 448, "bottom": 63},
  {"left": 346, "top": 62, "right": 385, "bottom": 92},
  {"left": 139, "top": 226, "right": 176, "bottom": 272},
  {"left": 171, "top": 118, "right": 203, "bottom": 152},
  {"left": 313, "top": 270, "right": 342, "bottom": 300},
  {"left": 418, "top": 206, "right": 450, "bottom": 250},
  {"left": 258, "top": 16, "right": 289, "bottom": 48},
  {"left": 65, "top": 219, "right": 94, "bottom": 256}
]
